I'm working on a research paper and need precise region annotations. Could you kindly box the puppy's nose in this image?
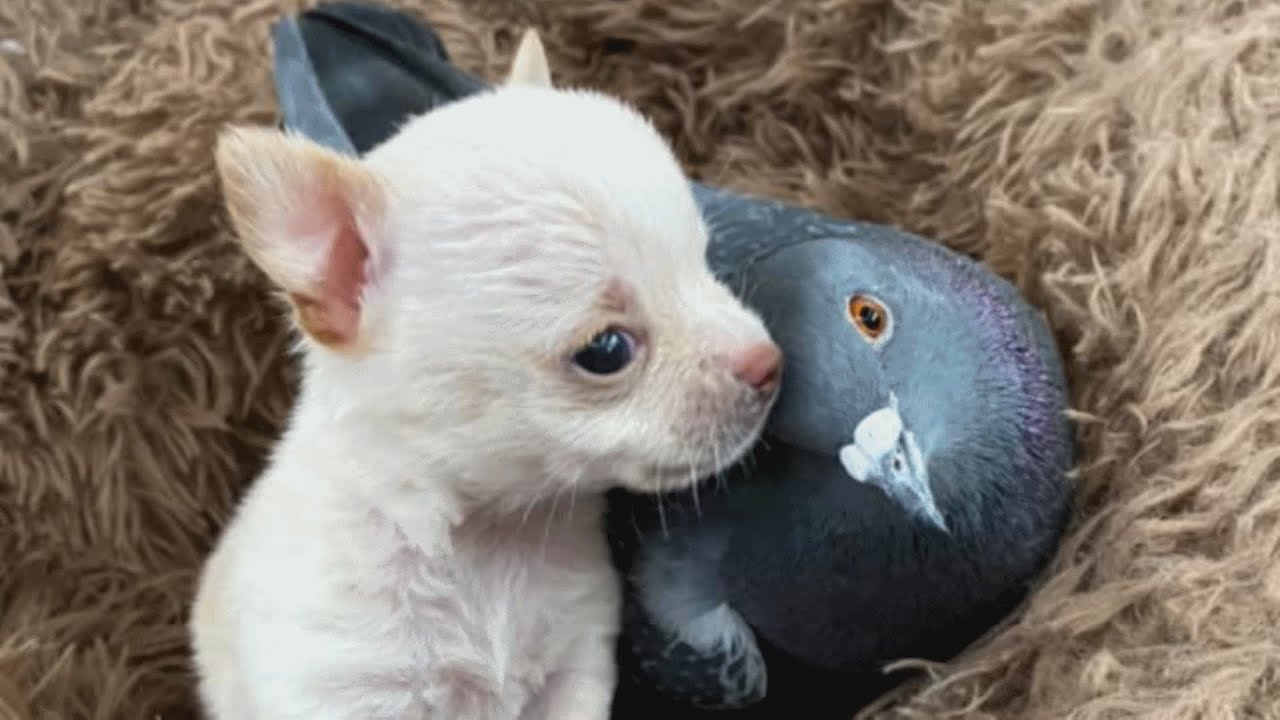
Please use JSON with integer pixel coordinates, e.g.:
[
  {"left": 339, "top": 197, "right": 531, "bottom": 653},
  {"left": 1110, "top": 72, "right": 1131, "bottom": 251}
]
[{"left": 730, "top": 341, "right": 782, "bottom": 396}]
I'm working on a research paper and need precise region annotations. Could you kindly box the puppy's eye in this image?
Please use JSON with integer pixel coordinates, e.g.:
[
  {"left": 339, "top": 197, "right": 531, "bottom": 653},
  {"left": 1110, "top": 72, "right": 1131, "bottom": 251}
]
[
  {"left": 572, "top": 328, "right": 636, "bottom": 375},
  {"left": 847, "top": 294, "right": 890, "bottom": 342}
]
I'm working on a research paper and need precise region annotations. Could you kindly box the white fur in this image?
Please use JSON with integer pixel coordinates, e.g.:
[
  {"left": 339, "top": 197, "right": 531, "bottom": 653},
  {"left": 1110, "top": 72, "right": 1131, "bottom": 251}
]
[{"left": 189, "top": 34, "right": 780, "bottom": 720}]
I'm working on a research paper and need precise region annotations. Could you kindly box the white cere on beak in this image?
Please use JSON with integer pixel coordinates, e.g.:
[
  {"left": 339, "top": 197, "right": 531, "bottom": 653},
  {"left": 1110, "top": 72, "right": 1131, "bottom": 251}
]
[
  {"left": 840, "top": 404, "right": 903, "bottom": 481},
  {"left": 838, "top": 393, "right": 950, "bottom": 533}
]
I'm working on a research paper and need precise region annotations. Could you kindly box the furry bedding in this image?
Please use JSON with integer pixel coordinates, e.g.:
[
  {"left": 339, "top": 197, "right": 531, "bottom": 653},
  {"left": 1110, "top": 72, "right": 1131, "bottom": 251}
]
[{"left": 2, "top": 0, "right": 1279, "bottom": 717}]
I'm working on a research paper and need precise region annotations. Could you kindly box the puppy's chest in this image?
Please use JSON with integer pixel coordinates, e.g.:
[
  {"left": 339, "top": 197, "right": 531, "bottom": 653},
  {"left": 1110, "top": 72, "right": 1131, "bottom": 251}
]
[
  {"left": 454, "top": 513, "right": 615, "bottom": 649},
  {"left": 354, "top": 502, "right": 616, "bottom": 685}
]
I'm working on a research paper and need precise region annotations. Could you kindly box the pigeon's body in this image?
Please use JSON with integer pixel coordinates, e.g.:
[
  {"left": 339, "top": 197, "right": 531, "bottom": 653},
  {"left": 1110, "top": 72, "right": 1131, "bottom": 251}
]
[{"left": 267, "top": 5, "right": 1076, "bottom": 718}]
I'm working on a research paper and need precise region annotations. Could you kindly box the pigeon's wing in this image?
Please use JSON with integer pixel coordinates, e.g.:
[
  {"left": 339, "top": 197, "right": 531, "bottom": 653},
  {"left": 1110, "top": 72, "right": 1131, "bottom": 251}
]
[
  {"left": 607, "top": 493, "right": 768, "bottom": 710},
  {"left": 272, "top": 1, "right": 487, "bottom": 155}
]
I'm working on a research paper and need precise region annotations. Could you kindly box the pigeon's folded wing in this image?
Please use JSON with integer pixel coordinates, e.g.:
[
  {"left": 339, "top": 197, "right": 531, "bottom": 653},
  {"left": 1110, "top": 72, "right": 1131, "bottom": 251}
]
[{"left": 617, "top": 519, "right": 768, "bottom": 710}]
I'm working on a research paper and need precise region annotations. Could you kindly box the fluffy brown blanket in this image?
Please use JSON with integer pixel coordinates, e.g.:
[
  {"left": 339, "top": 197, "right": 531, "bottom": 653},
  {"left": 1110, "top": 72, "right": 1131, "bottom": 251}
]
[{"left": 2, "top": 0, "right": 1278, "bottom": 718}]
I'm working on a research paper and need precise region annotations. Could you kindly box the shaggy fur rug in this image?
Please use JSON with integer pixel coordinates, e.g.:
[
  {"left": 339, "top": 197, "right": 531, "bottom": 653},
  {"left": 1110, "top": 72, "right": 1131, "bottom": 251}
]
[{"left": 2, "top": 0, "right": 1279, "bottom": 718}]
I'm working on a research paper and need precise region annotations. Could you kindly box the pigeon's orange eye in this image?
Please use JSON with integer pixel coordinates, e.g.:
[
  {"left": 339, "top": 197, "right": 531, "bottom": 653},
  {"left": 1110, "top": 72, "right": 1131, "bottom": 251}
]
[{"left": 847, "top": 295, "right": 890, "bottom": 341}]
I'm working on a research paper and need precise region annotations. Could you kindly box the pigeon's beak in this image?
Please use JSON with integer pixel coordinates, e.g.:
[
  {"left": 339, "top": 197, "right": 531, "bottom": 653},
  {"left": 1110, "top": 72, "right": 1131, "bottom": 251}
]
[{"left": 837, "top": 393, "right": 949, "bottom": 533}]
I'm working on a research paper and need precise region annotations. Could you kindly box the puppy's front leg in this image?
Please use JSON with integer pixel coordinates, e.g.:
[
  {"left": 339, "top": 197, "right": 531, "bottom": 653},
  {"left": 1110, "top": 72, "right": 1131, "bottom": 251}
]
[{"left": 527, "top": 632, "right": 616, "bottom": 720}]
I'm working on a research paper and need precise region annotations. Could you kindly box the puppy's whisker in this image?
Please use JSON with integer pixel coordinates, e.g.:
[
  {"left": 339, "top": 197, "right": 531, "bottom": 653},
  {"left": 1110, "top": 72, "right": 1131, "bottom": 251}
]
[
  {"left": 690, "top": 467, "right": 702, "bottom": 518},
  {"left": 565, "top": 482, "right": 579, "bottom": 530},
  {"left": 714, "top": 462, "right": 728, "bottom": 496},
  {"left": 712, "top": 424, "right": 723, "bottom": 474},
  {"left": 675, "top": 432, "right": 701, "bottom": 518},
  {"left": 521, "top": 474, "right": 560, "bottom": 531},
  {"left": 655, "top": 479, "right": 670, "bottom": 540},
  {"left": 542, "top": 479, "right": 574, "bottom": 561}
]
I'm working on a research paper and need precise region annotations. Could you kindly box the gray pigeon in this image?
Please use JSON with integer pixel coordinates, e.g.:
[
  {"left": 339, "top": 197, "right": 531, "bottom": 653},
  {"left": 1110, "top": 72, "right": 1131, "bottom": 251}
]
[{"left": 267, "top": 5, "right": 1076, "bottom": 718}]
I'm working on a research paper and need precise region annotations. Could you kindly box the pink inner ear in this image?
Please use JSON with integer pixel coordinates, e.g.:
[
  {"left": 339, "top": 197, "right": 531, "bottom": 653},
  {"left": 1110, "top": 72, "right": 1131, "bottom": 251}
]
[
  {"left": 320, "top": 219, "right": 370, "bottom": 345},
  {"left": 290, "top": 189, "right": 371, "bottom": 349}
]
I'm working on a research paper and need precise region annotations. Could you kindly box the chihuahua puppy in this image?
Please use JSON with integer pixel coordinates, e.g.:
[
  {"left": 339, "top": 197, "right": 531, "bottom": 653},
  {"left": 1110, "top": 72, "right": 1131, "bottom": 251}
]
[{"left": 189, "top": 29, "right": 781, "bottom": 720}]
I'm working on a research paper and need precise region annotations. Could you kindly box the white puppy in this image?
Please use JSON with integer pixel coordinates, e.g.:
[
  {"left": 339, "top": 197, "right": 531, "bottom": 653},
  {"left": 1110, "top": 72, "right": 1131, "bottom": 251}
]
[{"left": 189, "top": 30, "right": 782, "bottom": 720}]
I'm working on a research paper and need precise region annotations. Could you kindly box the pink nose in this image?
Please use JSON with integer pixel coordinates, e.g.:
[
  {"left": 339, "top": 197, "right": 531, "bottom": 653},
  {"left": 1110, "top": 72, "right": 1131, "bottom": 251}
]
[{"left": 730, "top": 341, "right": 782, "bottom": 395}]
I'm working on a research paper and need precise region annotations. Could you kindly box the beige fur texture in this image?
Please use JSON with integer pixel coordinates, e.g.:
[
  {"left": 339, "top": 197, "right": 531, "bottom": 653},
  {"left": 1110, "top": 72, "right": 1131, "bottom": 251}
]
[
  {"left": 3, "top": 1, "right": 1280, "bottom": 719},
  {"left": 189, "top": 31, "right": 780, "bottom": 720}
]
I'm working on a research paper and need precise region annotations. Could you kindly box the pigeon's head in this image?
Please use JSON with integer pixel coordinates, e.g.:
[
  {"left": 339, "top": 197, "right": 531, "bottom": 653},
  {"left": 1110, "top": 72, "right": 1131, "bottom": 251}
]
[{"left": 729, "top": 223, "right": 1074, "bottom": 534}]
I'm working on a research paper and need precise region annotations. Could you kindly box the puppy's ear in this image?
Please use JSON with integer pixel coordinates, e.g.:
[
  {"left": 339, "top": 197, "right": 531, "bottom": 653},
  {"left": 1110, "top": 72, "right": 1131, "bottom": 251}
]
[
  {"left": 505, "top": 28, "right": 552, "bottom": 87},
  {"left": 215, "top": 126, "right": 388, "bottom": 354}
]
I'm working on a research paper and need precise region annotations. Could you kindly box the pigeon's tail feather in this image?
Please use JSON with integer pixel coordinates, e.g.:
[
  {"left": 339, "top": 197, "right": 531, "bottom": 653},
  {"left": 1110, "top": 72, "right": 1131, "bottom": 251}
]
[
  {"left": 272, "top": 1, "right": 489, "bottom": 155},
  {"left": 303, "top": 1, "right": 454, "bottom": 61},
  {"left": 271, "top": 16, "right": 357, "bottom": 155},
  {"left": 622, "top": 538, "right": 768, "bottom": 709}
]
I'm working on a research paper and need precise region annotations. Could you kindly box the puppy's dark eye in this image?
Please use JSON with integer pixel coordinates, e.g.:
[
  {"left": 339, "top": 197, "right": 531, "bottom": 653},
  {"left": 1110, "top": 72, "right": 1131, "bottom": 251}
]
[{"left": 572, "top": 328, "right": 636, "bottom": 375}]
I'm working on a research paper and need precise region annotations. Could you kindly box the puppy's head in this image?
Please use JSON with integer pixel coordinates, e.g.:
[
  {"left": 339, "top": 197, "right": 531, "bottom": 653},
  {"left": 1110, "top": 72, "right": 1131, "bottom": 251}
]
[{"left": 216, "top": 30, "right": 780, "bottom": 501}]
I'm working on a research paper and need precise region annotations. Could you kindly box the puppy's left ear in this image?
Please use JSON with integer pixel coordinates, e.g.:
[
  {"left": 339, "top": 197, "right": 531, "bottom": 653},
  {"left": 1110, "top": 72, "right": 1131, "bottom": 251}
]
[
  {"left": 215, "top": 126, "right": 390, "bottom": 354},
  {"left": 505, "top": 28, "right": 552, "bottom": 87}
]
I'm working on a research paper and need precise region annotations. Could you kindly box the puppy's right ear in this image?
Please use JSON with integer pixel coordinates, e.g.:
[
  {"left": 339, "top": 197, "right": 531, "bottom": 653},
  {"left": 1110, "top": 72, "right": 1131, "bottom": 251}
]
[
  {"left": 215, "top": 126, "right": 389, "bottom": 354},
  {"left": 505, "top": 28, "right": 552, "bottom": 87}
]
